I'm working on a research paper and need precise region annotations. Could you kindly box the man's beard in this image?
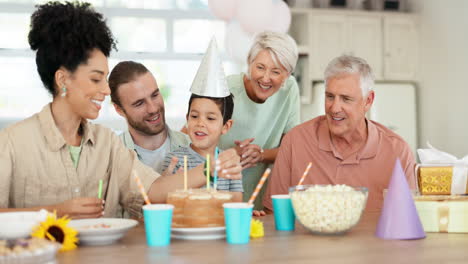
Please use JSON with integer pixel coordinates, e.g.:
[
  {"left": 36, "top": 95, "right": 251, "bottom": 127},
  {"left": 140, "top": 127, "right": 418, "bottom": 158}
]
[{"left": 127, "top": 112, "right": 166, "bottom": 136}]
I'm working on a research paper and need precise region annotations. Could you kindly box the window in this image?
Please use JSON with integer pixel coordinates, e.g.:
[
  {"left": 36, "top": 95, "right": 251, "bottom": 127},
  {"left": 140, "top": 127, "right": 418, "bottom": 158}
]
[
  {"left": 173, "top": 19, "right": 225, "bottom": 53},
  {"left": 110, "top": 17, "right": 167, "bottom": 53},
  {"left": 0, "top": 13, "right": 30, "bottom": 49},
  {"left": 0, "top": 0, "right": 240, "bottom": 131},
  {"left": 0, "top": 57, "right": 48, "bottom": 118}
]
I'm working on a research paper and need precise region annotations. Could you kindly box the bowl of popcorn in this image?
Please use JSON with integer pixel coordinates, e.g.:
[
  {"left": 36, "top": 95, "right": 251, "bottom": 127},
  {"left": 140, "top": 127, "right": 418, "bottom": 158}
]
[{"left": 289, "top": 184, "right": 368, "bottom": 235}]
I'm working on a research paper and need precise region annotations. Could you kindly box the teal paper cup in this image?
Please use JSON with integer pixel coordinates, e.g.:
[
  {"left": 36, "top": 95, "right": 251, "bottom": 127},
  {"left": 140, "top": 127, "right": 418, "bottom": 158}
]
[
  {"left": 272, "top": 194, "right": 295, "bottom": 231},
  {"left": 223, "top": 203, "right": 253, "bottom": 244},
  {"left": 143, "top": 204, "right": 173, "bottom": 246}
]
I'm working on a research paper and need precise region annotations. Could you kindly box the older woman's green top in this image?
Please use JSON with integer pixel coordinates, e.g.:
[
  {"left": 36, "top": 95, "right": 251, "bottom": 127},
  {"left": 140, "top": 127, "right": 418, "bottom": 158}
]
[{"left": 219, "top": 73, "right": 301, "bottom": 210}]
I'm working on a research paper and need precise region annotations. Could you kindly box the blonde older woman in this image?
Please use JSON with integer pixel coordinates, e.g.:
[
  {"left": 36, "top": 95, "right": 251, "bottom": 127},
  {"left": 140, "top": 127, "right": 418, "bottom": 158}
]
[{"left": 219, "top": 31, "right": 300, "bottom": 211}]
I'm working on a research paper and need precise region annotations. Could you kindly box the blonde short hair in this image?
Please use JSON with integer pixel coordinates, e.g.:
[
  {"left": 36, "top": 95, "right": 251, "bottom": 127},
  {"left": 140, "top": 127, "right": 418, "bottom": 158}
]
[{"left": 246, "top": 31, "right": 298, "bottom": 78}]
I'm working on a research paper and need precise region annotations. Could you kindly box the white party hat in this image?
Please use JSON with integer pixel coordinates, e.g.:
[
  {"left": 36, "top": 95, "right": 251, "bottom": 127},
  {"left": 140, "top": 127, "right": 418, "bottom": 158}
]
[{"left": 190, "top": 37, "right": 230, "bottom": 98}]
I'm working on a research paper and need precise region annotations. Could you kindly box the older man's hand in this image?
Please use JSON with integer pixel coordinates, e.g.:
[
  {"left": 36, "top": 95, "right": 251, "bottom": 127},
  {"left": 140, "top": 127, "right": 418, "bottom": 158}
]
[{"left": 215, "top": 148, "right": 242, "bottom": 180}]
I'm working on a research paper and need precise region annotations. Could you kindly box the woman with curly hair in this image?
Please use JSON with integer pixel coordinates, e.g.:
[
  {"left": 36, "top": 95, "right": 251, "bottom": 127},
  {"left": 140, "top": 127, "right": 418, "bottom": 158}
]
[{"left": 0, "top": 1, "right": 241, "bottom": 219}]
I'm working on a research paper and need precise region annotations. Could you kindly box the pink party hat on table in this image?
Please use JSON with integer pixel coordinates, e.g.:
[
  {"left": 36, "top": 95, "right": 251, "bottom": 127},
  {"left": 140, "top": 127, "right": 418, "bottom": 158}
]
[{"left": 375, "top": 158, "right": 425, "bottom": 240}]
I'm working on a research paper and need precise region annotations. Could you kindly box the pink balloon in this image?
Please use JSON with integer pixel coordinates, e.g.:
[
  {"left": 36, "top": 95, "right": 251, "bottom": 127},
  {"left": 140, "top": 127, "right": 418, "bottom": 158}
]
[
  {"left": 208, "top": 0, "right": 238, "bottom": 21},
  {"left": 225, "top": 21, "right": 254, "bottom": 66},
  {"left": 236, "top": 0, "right": 274, "bottom": 34},
  {"left": 266, "top": 1, "right": 291, "bottom": 33}
]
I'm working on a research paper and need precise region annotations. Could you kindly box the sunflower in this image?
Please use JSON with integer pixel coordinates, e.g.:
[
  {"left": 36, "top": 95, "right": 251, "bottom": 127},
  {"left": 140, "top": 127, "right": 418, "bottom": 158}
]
[
  {"left": 31, "top": 212, "right": 78, "bottom": 251},
  {"left": 250, "top": 219, "right": 264, "bottom": 238}
]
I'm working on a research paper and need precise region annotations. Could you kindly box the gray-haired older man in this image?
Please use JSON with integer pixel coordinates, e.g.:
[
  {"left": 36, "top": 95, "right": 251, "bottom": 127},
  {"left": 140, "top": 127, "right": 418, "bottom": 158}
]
[{"left": 264, "top": 55, "right": 416, "bottom": 212}]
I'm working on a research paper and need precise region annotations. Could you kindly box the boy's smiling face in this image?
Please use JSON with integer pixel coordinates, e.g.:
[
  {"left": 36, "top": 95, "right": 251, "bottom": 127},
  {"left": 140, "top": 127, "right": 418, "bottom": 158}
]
[{"left": 187, "top": 98, "right": 231, "bottom": 154}]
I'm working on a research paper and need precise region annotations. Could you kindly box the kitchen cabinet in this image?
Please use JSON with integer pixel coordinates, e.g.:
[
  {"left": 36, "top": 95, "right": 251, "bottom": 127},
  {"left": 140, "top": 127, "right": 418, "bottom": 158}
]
[
  {"left": 310, "top": 13, "right": 382, "bottom": 79},
  {"left": 289, "top": 8, "right": 418, "bottom": 84},
  {"left": 383, "top": 15, "right": 419, "bottom": 80}
]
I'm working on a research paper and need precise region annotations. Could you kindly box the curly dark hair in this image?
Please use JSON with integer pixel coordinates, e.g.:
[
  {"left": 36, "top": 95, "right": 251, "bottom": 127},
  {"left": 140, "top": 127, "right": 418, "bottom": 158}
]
[{"left": 28, "top": 1, "right": 117, "bottom": 96}]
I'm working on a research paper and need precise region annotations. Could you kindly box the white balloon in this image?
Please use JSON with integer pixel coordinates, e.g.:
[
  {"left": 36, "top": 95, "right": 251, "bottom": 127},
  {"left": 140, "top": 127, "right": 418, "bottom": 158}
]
[
  {"left": 236, "top": 0, "right": 274, "bottom": 34},
  {"left": 225, "top": 21, "right": 254, "bottom": 67},
  {"left": 266, "top": 1, "right": 291, "bottom": 33},
  {"left": 208, "top": 0, "right": 238, "bottom": 21}
]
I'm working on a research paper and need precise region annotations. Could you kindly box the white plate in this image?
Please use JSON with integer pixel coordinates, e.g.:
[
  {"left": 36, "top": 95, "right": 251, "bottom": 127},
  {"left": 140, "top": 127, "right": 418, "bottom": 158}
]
[
  {"left": 0, "top": 210, "right": 48, "bottom": 239},
  {"left": 171, "top": 226, "right": 225, "bottom": 240},
  {"left": 69, "top": 218, "right": 138, "bottom": 246}
]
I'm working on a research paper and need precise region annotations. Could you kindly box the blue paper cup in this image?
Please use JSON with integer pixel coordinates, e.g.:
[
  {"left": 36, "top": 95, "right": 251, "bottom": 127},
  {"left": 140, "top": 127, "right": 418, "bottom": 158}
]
[
  {"left": 223, "top": 203, "right": 253, "bottom": 244},
  {"left": 143, "top": 204, "right": 174, "bottom": 246},
  {"left": 272, "top": 194, "right": 295, "bottom": 231}
]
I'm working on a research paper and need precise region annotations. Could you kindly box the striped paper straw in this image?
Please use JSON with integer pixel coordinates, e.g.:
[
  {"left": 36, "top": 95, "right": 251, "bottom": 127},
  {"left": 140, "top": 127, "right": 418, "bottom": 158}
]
[
  {"left": 213, "top": 147, "right": 219, "bottom": 190},
  {"left": 297, "top": 162, "right": 313, "bottom": 186},
  {"left": 184, "top": 155, "right": 187, "bottom": 191},
  {"left": 133, "top": 170, "right": 151, "bottom": 205},
  {"left": 247, "top": 168, "right": 271, "bottom": 205},
  {"left": 206, "top": 154, "right": 210, "bottom": 190}
]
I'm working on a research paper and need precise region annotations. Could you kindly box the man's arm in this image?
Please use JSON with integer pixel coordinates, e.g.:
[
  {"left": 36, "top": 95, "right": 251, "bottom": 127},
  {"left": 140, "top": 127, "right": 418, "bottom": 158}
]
[
  {"left": 147, "top": 163, "right": 205, "bottom": 203},
  {"left": 0, "top": 198, "right": 104, "bottom": 219},
  {"left": 399, "top": 141, "right": 417, "bottom": 189},
  {"left": 263, "top": 133, "right": 294, "bottom": 213}
]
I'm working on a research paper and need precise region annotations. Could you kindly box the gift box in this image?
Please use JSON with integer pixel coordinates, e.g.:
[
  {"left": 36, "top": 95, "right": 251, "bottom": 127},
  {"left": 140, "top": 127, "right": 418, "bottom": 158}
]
[
  {"left": 416, "top": 165, "right": 460, "bottom": 195},
  {"left": 414, "top": 195, "right": 468, "bottom": 233},
  {"left": 417, "top": 143, "right": 468, "bottom": 195}
]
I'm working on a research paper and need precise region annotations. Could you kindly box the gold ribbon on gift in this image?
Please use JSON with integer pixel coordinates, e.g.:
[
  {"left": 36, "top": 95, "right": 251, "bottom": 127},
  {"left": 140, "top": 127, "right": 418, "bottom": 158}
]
[
  {"left": 415, "top": 195, "right": 468, "bottom": 232},
  {"left": 437, "top": 203, "right": 449, "bottom": 233}
]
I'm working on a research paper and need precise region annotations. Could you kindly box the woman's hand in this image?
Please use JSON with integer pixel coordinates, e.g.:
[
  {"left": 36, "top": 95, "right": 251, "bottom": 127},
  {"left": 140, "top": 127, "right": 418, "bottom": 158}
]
[
  {"left": 235, "top": 138, "right": 263, "bottom": 169},
  {"left": 234, "top": 138, "right": 254, "bottom": 156},
  {"left": 240, "top": 144, "right": 263, "bottom": 169},
  {"left": 54, "top": 197, "right": 104, "bottom": 219},
  {"left": 161, "top": 156, "right": 180, "bottom": 176},
  {"left": 214, "top": 148, "right": 242, "bottom": 180}
]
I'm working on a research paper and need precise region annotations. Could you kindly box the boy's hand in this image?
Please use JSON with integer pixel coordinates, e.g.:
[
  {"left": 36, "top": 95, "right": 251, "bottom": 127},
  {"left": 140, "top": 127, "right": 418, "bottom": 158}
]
[{"left": 215, "top": 148, "right": 242, "bottom": 180}]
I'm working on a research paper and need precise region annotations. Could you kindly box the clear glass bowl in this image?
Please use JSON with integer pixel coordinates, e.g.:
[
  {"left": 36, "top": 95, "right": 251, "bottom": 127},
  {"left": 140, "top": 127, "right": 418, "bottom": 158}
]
[
  {"left": 0, "top": 237, "right": 59, "bottom": 264},
  {"left": 289, "top": 184, "right": 368, "bottom": 235}
]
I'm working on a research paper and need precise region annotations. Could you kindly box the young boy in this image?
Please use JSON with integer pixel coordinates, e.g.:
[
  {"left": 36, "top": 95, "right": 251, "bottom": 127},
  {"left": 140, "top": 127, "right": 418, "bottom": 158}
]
[{"left": 161, "top": 93, "right": 243, "bottom": 201}]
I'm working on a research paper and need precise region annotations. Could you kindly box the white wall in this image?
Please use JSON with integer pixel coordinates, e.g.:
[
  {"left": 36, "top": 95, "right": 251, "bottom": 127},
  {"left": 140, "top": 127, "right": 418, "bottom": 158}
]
[{"left": 412, "top": 0, "right": 468, "bottom": 157}]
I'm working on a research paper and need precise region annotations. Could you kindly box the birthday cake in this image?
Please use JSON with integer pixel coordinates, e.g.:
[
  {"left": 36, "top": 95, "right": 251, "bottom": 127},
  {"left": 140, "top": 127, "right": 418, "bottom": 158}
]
[{"left": 166, "top": 189, "right": 233, "bottom": 228}]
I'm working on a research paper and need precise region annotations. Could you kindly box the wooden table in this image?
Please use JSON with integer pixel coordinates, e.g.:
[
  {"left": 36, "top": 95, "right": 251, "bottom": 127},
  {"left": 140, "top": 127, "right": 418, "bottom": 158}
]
[{"left": 57, "top": 212, "right": 468, "bottom": 263}]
